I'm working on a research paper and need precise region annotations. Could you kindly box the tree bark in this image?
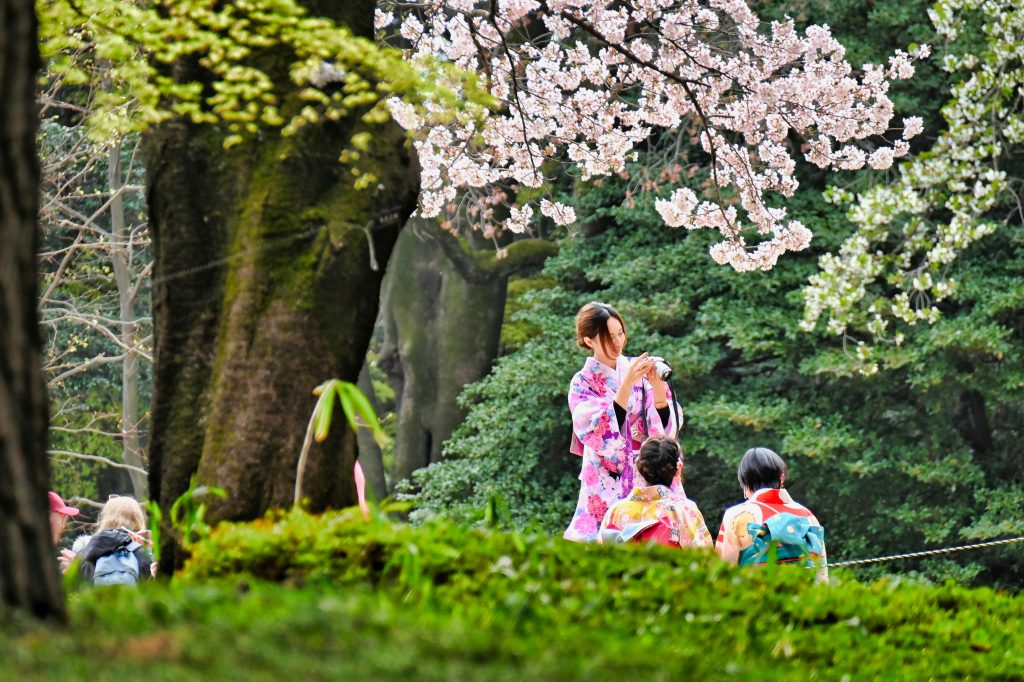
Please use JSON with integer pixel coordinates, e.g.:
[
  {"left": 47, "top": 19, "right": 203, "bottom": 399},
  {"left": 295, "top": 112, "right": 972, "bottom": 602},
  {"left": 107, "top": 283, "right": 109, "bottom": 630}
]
[
  {"left": 108, "top": 141, "right": 148, "bottom": 500},
  {"left": 145, "top": 2, "right": 418, "bottom": 570},
  {"left": 382, "top": 220, "right": 556, "bottom": 488},
  {"left": 355, "top": 362, "right": 388, "bottom": 500},
  {"left": 0, "top": 0, "right": 65, "bottom": 620}
]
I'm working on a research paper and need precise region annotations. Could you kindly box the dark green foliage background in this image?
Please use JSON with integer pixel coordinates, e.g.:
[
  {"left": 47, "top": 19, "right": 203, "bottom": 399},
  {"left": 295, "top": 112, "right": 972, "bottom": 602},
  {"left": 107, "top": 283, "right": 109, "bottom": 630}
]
[{"left": 406, "top": 0, "right": 1024, "bottom": 587}]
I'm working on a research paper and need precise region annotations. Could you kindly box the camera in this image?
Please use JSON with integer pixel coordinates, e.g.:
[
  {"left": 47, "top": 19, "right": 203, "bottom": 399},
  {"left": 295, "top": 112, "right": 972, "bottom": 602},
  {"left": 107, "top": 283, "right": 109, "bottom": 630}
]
[{"left": 649, "top": 356, "right": 672, "bottom": 381}]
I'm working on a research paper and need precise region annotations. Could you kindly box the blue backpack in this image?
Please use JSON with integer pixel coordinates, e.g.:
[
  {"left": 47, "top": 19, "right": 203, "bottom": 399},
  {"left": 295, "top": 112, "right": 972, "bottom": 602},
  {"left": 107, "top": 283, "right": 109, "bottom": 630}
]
[
  {"left": 92, "top": 537, "right": 143, "bottom": 586},
  {"left": 738, "top": 512, "right": 825, "bottom": 568}
]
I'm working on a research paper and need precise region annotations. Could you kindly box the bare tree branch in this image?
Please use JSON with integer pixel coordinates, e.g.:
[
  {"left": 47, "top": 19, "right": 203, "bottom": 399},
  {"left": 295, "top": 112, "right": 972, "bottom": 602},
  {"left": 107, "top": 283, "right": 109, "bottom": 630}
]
[{"left": 49, "top": 450, "right": 148, "bottom": 477}]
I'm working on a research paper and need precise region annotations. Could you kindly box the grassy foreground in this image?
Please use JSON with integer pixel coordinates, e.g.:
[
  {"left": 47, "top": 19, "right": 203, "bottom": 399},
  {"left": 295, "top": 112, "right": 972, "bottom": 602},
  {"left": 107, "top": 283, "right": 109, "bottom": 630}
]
[{"left": 3, "top": 508, "right": 1023, "bottom": 681}]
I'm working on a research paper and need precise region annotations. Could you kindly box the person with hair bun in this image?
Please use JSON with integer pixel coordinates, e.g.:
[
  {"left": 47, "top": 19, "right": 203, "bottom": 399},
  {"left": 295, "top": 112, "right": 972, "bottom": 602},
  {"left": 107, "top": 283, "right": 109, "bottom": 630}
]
[
  {"left": 599, "top": 437, "right": 711, "bottom": 549},
  {"left": 565, "top": 302, "right": 683, "bottom": 542}
]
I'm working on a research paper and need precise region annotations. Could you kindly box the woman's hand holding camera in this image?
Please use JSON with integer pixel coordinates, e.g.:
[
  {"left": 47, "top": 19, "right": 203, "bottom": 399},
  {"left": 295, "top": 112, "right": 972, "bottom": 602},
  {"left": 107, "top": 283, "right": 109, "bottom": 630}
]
[
  {"left": 615, "top": 353, "right": 654, "bottom": 409},
  {"left": 644, "top": 365, "right": 667, "bottom": 389},
  {"left": 625, "top": 353, "right": 655, "bottom": 386},
  {"left": 644, "top": 361, "right": 670, "bottom": 408}
]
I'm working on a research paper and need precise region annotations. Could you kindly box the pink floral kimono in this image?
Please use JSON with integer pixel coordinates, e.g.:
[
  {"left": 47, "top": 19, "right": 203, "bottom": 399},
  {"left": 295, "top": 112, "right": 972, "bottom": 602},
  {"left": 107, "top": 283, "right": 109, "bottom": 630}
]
[{"left": 564, "top": 356, "right": 682, "bottom": 542}]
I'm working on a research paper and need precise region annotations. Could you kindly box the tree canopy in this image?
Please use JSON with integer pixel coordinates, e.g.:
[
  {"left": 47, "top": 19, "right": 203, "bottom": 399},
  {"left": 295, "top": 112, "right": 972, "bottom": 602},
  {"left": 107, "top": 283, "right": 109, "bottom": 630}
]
[{"left": 803, "top": 0, "right": 1024, "bottom": 360}]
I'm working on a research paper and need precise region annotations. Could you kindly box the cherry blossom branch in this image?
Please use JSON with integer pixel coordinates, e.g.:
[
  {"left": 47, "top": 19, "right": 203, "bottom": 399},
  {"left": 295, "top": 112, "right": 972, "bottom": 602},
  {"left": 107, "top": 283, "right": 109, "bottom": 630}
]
[
  {"left": 489, "top": 13, "right": 542, "bottom": 184},
  {"left": 384, "top": 0, "right": 924, "bottom": 269}
]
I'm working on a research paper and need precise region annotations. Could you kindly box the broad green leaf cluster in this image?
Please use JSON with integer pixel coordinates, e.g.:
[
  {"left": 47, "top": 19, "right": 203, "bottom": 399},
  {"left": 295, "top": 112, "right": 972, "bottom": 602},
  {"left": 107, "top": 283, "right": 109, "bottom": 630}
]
[
  {"left": 309, "top": 379, "right": 387, "bottom": 447},
  {"left": 38, "top": 0, "right": 475, "bottom": 169}
]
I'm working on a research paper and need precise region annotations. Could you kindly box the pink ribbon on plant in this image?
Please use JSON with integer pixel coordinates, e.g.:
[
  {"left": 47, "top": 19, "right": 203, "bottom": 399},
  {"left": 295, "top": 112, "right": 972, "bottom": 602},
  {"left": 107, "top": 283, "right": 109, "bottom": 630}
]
[{"left": 354, "top": 460, "right": 370, "bottom": 520}]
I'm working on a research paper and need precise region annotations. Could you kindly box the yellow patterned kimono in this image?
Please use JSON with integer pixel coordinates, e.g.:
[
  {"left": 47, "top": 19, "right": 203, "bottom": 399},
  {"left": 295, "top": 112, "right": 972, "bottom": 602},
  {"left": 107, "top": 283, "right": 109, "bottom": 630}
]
[{"left": 599, "top": 485, "right": 712, "bottom": 549}]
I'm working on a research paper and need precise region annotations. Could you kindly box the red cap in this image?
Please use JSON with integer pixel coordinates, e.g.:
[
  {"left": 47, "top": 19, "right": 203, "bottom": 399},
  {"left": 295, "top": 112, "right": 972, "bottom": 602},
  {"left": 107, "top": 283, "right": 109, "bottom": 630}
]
[{"left": 48, "top": 491, "right": 80, "bottom": 517}]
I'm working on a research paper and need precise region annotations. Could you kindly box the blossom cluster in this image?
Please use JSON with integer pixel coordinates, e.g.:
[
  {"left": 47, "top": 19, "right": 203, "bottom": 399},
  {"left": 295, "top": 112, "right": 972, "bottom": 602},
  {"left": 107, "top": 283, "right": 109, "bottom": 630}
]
[
  {"left": 801, "top": 0, "right": 1019, "bottom": 361},
  {"left": 381, "top": 0, "right": 923, "bottom": 270}
]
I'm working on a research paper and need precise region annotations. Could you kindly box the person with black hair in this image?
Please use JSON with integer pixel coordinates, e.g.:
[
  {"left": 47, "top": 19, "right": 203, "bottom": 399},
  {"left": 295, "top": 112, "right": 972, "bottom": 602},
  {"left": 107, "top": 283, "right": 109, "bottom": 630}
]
[
  {"left": 716, "top": 447, "right": 827, "bottom": 581},
  {"left": 599, "top": 437, "right": 711, "bottom": 549}
]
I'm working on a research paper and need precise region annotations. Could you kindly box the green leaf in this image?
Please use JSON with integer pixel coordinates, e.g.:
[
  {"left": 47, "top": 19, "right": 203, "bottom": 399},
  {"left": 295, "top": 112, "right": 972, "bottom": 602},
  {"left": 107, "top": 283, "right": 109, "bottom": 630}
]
[
  {"left": 313, "top": 386, "right": 334, "bottom": 442},
  {"left": 335, "top": 384, "right": 359, "bottom": 433}
]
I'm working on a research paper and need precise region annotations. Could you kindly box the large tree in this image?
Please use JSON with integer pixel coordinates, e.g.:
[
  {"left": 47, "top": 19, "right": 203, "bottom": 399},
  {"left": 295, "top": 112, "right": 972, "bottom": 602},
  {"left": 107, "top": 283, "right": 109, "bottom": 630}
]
[
  {"left": 380, "top": 220, "right": 556, "bottom": 486},
  {"left": 0, "top": 0, "right": 64, "bottom": 619},
  {"left": 142, "top": 2, "right": 419, "bottom": 568},
  {"left": 145, "top": 98, "right": 417, "bottom": 524},
  {"left": 40, "top": 0, "right": 438, "bottom": 568}
]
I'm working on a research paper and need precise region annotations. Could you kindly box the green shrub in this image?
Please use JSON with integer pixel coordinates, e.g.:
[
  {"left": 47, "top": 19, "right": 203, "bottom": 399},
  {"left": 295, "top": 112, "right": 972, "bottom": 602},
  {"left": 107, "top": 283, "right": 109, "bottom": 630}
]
[{"left": 5, "top": 509, "right": 1023, "bottom": 679}]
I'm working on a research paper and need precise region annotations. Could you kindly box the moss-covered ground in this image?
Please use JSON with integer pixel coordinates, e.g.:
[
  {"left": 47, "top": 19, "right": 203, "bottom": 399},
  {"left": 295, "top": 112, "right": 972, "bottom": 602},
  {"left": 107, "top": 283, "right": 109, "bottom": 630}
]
[{"left": 3, "top": 508, "right": 1022, "bottom": 680}]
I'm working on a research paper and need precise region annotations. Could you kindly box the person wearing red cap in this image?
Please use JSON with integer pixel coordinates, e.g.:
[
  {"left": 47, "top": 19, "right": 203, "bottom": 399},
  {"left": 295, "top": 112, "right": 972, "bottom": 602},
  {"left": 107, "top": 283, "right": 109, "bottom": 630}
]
[{"left": 48, "top": 491, "right": 80, "bottom": 545}]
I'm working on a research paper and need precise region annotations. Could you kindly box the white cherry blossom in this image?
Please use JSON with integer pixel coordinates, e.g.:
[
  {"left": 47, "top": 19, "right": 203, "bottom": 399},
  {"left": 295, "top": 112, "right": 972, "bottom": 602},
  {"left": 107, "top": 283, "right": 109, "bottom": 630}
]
[{"left": 802, "top": 0, "right": 1019, "bottom": 362}]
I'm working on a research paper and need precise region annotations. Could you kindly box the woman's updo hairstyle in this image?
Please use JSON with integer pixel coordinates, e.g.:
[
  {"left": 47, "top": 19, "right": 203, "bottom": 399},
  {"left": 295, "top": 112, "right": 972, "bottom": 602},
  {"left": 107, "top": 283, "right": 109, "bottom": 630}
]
[
  {"left": 637, "top": 437, "right": 681, "bottom": 487},
  {"left": 575, "top": 302, "right": 625, "bottom": 355}
]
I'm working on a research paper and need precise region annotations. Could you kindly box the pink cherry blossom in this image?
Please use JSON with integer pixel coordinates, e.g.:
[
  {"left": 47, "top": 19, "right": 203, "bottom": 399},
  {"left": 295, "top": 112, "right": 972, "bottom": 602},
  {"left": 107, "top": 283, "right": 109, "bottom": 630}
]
[
  {"left": 381, "top": 0, "right": 925, "bottom": 271},
  {"left": 903, "top": 116, "right": 924, "bottom": 140},
  {"left": 540, "top": 199, "right": 577, "bottom": 225}
]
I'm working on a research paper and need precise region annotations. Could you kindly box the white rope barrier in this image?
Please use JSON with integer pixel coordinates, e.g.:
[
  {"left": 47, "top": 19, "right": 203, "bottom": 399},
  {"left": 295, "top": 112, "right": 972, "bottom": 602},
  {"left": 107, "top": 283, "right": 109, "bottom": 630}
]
[{"left": 826, "top": 535, "right": 1024, "bottom": 569}]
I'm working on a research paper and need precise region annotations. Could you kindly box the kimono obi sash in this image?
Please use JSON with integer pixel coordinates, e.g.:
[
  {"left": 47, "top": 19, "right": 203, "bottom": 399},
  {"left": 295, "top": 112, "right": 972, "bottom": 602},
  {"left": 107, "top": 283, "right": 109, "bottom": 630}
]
[
  {"left": 738, "top": 512, "right": 825, "bottom": 567},
  {"left": 599, "top": 518, "right": 679, "bottom": 548}
]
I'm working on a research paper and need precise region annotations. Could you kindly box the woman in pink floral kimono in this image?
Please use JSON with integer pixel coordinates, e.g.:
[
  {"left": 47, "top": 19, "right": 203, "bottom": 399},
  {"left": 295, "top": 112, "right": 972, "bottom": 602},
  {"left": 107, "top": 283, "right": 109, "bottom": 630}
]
[{"left": 564, "top": 302, "right": 683, "bottom": 542}]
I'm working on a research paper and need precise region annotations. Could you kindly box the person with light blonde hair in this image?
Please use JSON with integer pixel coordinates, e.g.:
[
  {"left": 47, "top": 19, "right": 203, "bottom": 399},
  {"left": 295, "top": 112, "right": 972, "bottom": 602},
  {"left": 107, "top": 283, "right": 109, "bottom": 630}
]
[
  {"left": 66, "top": 495, "right": 156, "bottom": 585},
  {"left": 59, "top": 495, "right": 150, "bottom": 572},
  {"left": 95, "top": 495, "right": 147, "bottom": 532}
]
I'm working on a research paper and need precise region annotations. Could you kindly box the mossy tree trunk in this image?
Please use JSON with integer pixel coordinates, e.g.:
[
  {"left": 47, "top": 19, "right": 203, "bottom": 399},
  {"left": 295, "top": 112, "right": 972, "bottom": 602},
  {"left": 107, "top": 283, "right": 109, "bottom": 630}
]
[
  {"left": 381, "top": 221, "right": 556, "bottom": 488},
  {"left": 0, "top": 0, "right": 65, "bottom": 620},
  {"left": 355, "top": 362, "right": 388, "bottom": 499},
  {"left": 145, "top": 2, "right": 418, "bottom": 571}
]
